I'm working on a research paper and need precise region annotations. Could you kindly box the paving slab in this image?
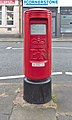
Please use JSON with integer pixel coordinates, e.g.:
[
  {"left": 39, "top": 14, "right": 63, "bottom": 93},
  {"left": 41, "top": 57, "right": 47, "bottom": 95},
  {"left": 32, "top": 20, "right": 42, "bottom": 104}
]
[
  {"left": 54, "top": 84, "right": 72, "bottom": 113},
  {"left": 0, "top": 114, "right": 9, "bottom": 120},
  {"left": 10, "top": 105, "right": 56, "bottom": 120},
  {"left": 57, "top": 115, "right": 72, "bottom": 120},
  {"left": 0, "top": 83, "right": 21, "bottom": 120}
]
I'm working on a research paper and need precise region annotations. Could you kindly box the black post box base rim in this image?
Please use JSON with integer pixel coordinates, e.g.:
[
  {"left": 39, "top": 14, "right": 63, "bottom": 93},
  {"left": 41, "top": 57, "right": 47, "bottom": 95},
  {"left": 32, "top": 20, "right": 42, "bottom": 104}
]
[{"left": 23, "top": 77, "right": 52, "bottom": 104}]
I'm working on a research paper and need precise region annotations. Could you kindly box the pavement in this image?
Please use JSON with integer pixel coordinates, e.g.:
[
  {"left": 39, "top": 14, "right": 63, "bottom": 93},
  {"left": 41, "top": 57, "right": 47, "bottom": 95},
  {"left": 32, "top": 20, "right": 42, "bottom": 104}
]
[
  {"left": 0, "top": 83, "right": 22, "bottom": 120},
  {"left": 53, "top": 81, "right": 72, "bottom": 120}
]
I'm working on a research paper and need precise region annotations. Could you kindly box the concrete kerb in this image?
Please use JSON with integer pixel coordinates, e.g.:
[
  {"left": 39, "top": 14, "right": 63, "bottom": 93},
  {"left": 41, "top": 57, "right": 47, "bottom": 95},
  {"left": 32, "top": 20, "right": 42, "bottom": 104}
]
[
  {"left": 0, "top": 38, "right": 23, "bottom": 42},
  {"left": 0, "top": 37, "right": 72, "bottom": 42},
  {"left": 53, "top": 38, "right": 72, "bottom": 42}
]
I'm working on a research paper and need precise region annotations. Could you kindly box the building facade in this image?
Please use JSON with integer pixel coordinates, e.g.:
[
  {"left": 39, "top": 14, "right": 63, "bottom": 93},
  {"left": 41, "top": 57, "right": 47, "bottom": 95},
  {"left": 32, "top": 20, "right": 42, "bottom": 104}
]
[
  {"left": 23, "top": 0, "right": 72, "bottom": 38},
  {"left": 0, "top": 0, "right": 72, "bottom": 38},
  {"left": 0, "top": 0, "right": 22, "bottom": 37}
]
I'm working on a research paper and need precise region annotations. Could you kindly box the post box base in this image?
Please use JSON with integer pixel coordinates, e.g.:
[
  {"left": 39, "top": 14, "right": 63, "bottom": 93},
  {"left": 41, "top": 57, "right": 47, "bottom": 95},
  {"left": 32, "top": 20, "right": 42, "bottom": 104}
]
[{"left": 23, "top": 77, "right": 52, "bottom": 104}]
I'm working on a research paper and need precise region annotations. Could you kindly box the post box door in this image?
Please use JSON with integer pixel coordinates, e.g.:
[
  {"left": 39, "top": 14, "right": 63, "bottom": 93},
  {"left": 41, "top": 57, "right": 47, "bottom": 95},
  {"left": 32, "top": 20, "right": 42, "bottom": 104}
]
[{"left": 30, "top": 18, "right": 48, "bottom": 66}]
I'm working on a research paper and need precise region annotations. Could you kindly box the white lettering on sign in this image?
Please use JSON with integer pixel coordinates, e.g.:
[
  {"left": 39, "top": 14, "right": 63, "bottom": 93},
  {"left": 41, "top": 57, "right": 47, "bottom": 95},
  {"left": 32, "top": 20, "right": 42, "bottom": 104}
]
[
  {"left": 23, "top": 0, "right": 58, "bottom": 7},
  {"left": 48, "top": 0, "right": 58, "bottom": 4},
  {"left": 32, "top": 62, "right": 45, "bottom": 67}
]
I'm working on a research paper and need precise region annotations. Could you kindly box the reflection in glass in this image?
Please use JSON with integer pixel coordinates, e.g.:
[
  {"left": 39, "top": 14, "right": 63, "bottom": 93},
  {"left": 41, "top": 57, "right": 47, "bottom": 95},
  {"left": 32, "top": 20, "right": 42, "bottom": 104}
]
[
  {"left": 0, "top": 6, "right": 2, "bottom": 25},
  {"left": 61, "top": 15, "right": 72, "bottom": 32},
  {"left": 0, "top": 6, "right": 2, "bottom": 11},
  {"left": 6, "top": 6, "right": 14, "bottom": 25},
  {"left": 31, "top": 24, "right": 46, "bottom": 35}
]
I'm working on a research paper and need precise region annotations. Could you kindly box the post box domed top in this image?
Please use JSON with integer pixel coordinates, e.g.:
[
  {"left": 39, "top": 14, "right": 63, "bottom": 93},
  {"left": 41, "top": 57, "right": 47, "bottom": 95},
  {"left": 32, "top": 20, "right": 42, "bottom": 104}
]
[{"left": 24, "top": 8, "right": 51, "bottom": 14}]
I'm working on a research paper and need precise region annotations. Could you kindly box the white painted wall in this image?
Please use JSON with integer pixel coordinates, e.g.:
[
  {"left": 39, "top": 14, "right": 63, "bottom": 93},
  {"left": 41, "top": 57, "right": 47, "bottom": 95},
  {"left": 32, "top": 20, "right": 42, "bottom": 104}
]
[{"left": 59, "top": 0, "right": 72, "bottom": 6}]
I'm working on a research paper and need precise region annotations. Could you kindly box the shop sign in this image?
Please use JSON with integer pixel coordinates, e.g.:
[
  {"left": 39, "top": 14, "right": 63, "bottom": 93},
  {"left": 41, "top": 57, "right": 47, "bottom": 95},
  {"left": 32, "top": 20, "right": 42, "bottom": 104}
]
[
  {"left": 0, "top": 0, "right": 15, "bottom": 4},
  {"left": 23, "top": 0, "right": 58, "bottom": 7}
]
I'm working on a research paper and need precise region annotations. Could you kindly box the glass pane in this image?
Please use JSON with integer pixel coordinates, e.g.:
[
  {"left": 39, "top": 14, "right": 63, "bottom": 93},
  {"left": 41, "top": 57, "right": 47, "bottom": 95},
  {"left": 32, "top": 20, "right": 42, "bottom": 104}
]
[
  {"left": 0, "top": 12, "right": 2, "bottom": 19},
  {"left": 0, "top": 21, "right": 2, "bottom": 25},
  {"left": 6, "top": 6, "right": 14, "bottom": 11},
  {"left": 0, "top": 6, "right": 2, "bottom": 11},
  {"left": 7, "top": 21, "right": 13, "bottom": 25},
  {"left": 7, "top": 12, "right": 13, "bottom": 21},
  {"left": 6, "top": 6, "right": 14, "bottom": 25},
  {"left": 61, "top": 15, "right": 72, "bottom": 32},
  {"left": 31, "top": 24, "right": 46, "bottom": 35}
]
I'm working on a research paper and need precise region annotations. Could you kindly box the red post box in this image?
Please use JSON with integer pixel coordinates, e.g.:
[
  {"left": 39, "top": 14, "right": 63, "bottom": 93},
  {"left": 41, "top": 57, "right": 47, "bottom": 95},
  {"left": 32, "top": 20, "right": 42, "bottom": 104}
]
[{"left": 23, "top": 8, "right": 52, "bottom": 104}]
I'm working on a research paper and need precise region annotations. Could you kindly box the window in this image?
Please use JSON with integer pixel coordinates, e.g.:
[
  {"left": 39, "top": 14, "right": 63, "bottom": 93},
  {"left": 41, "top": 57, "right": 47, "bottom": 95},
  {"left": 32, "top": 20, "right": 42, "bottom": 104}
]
[
  {"left": 61, "top": 8, "right": 72, "bottom": 33},
  {"left": 6, "top": 6, "right": 14, "bottom": 25},
  {"left": 0, "top": 6, "right": 2, "bottom": 25},
  {"left": 61, "top": 14, "right": 72, "bottom": 33}
]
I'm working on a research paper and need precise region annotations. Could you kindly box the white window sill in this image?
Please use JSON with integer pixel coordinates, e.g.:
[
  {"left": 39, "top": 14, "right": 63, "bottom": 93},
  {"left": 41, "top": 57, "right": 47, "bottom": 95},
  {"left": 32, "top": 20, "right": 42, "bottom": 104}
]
[{"left": 0, "top": 25, "right": 16, "bottom": 28}]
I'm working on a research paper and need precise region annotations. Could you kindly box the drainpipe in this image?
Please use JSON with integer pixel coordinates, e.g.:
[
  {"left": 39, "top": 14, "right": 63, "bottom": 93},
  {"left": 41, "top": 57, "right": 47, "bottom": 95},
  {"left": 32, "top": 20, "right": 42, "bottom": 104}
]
[{"left": 18, "top": 0, "right": 22, "bottom": 37}]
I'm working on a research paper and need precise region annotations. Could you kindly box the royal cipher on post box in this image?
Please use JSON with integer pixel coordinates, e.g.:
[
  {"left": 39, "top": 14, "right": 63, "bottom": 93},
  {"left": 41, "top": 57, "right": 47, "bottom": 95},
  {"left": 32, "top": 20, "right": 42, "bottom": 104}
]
[{"left": 24, "top": 9, "right": 52, "bottom": 81}]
